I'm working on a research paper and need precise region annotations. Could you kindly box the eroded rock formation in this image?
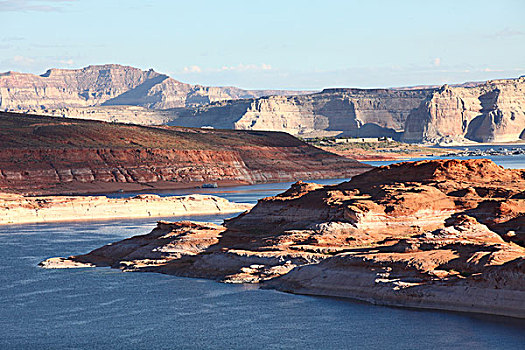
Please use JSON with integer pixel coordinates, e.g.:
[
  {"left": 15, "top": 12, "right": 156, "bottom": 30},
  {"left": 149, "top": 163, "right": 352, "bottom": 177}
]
[
  {"left": 41, "top": 159, "right": 525, "bottom": 318},
  {"left": 169, "top": 88, "right": 433, "bottom": 138},
  {"left": 3, "top": 65, "right": 523, "bottom": 143},
  {"left": 0, "top": 64, "right": 309, "bottom": 111},
  {"left": 168, "top": 77, "right": 525, "bottom": 143},
  {"left": 403, "top": 78, "right": 525, "bottom": 143},
  {"left": 0, "top": 112, "right": 371, "bottom": 195}
]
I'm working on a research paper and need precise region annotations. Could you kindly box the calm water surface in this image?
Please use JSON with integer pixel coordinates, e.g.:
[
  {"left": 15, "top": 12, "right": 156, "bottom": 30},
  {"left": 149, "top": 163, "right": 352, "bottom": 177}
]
[
  {"left": 1, "top": 153, "right": 524, "bottom": 349},
  {"left": 363, "top": 144, "right": 525, "bottom": 168}
]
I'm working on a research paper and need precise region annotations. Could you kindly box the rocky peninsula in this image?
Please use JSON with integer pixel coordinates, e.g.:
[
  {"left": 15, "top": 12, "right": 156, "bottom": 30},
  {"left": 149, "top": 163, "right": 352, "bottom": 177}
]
[
  {"left": 1, "top": 193, "right": 252, "bottom": 225},
  {"left": 0, "top": 111, "right": 370, "bottom": 195},
  {"left": 41, "top": 159, "right": 525, "bottom": 318}
]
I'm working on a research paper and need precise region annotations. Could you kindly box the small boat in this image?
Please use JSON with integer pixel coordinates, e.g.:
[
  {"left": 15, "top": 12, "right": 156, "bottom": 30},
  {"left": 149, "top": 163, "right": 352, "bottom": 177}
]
[{"left": 201, "top": 183, "right": 218, "bottom": 188}]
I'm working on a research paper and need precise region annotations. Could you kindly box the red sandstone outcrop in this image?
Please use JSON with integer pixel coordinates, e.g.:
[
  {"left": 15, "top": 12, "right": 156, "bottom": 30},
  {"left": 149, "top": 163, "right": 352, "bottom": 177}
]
[
  {"left": 0, "top": 193, "right": 252, "bottom": 225},
  {"left": 41, "top": 159, "right": 525, "bottom": 318},
  {"left": 0, "top": 112, "right": 371, "bottom": 195}
]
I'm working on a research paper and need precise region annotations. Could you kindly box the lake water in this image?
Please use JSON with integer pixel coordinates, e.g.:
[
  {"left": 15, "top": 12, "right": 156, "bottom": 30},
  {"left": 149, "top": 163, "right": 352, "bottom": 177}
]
[
  {"left": 363, "top": 144, "right": 525, "bottom": 168},
  {"left": 1, "top": 152, "right": 524, "bottom": 349}
]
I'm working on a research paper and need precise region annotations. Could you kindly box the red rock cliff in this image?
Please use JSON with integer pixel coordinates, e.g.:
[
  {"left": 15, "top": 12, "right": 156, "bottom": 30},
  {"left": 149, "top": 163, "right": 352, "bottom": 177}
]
[{"left": 0, "top": 112, "right": 371, "bottom": 194}]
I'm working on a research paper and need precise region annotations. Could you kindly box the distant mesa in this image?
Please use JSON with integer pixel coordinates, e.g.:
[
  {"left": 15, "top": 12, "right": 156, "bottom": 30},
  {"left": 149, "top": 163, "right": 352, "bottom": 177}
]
[
  {"left": 1, "top": 64, "right": 524, "bottom": 144},
  {"left": 0, "top": 64, "right": 311, "bottom": 110}
]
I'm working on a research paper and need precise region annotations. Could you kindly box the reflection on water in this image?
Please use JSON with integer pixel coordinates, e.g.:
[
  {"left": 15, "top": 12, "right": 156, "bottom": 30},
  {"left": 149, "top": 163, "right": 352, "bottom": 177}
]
[{"left": 106, "top": 177, "right": 351, "bottom": 204}]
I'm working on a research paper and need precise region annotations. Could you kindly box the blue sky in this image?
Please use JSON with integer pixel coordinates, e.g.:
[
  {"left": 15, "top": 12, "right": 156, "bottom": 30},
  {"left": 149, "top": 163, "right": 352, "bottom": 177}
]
[{"left": 1, "top": 0, "right": 524, "bottom": 89}]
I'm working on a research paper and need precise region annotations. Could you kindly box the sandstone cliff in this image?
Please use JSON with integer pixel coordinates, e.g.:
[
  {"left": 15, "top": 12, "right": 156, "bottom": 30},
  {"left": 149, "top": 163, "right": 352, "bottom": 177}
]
[
  {"left": 0, "top": 112, "right": 371, "bottom": 195},
  {"left": 403, "top": 77, "right": 525, "bottom": 143},
  {"left": 41, "top": 159, "right": 525, "bottom": 318},
  {"left": 0, "top": 64, "right": 309, "bottom": 111},
  {"left": 168, "top": 77, "right": 525, "bottom": 143},
  {"left": 4, "top": 65, "right": 523, "bottom": 144},
  {"left": 169, "top": 88, "right": 433, "bottom": 138}
]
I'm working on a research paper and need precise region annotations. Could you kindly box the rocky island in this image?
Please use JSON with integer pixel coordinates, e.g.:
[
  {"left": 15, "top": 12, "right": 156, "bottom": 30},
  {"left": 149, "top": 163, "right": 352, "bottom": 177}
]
[{"left": 41, "top": 159, "right": 525, "bottom": 318}]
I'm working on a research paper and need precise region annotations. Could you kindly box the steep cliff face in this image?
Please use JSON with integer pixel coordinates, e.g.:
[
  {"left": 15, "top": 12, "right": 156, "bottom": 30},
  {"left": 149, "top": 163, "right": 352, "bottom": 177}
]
[
  {"left": 0, "top": 64, "right": 309, "bottom": 111},
  {"left": 170, "top": 88, "right": 433, "bottom": 138},
  {"left": 0, "top": 112, "right": 371, "bottom": 194},
  {"left": 169, "top": 77, "right": 525, "bottom": 143},
  {"left": 41, "top": 159, "right": 525, "bottom": 318},
  {"left": 4, "top": 65, "right": 523, "bottom": 144},
  {"left": 403, "top": 77, "right": 525, "bottom": 143}
]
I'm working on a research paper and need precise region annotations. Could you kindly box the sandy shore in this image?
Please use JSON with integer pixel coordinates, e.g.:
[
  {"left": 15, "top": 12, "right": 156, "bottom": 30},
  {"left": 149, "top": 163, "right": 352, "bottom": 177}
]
[{"left": 0, "top": 193, "right": 253, "bottom": 225}]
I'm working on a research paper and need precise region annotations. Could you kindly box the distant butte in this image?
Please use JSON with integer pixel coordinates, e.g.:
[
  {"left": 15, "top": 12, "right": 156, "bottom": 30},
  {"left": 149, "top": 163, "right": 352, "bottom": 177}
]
[
  {"left": 1, "top": 64, "right": 523, "bottom": 144},
  {"left": 41, "top": 159, "right": 525, "bottom": 318}
]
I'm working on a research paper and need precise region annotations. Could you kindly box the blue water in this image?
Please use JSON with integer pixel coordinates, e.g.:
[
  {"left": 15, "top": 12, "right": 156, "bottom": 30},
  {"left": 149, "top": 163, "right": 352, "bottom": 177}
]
[
  {"left": 362, "top": 144, "right": 525, "bottom": 168},
  {"left": 105, "top": 178, "right": 351, "bottom": 204},
  {"left": 1, "top": 218, "right": 524, "bottom": 349},
  {"left": 1, "top": 154, "right": 525, "bottom": 349}
]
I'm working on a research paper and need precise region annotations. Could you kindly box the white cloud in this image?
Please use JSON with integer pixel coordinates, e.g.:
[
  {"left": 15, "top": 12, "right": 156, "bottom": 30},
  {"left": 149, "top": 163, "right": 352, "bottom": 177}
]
[
  {"left": 219, "top": 63, "right": 272, "bottom": 72},
  {"left": 0, "top": 0, "right": 75, "bottom": 12},
  {"left": 482, "top": 68, "right": 504, "bottom": 73},
  {"left": 59, "top": 59, "right": 74, "bottom": 65},
  {"left": 489, "top": 28, "right": 525, "bottom": 38},
  {"left": 179, "top": 63, "right": 272, "bottom": 75},
  {"left": 12, "top": 55, "right": 36, "bottom": 66},
  {"left": 183, "top": 65, "right": 202, "bottom": 73}
]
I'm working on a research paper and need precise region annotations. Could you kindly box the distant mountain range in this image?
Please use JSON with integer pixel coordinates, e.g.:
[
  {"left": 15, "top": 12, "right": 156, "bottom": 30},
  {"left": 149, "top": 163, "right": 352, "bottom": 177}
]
[
  {"left": 1, "top": 64, "right": 524, "bottom": 144},
  {"left": 0, "top": 64, "right": 311, "bottom": 111}
]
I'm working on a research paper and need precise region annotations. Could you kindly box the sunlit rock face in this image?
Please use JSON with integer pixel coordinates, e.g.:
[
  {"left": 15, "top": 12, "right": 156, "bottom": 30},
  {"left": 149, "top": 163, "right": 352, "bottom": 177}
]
[
  {"left": 0, "top": 64, "right": 309, "bottom": 111},
  {"left": 402, "top": 77, "right": 525, "bottom": 143},
  {"left": 169, "top": 77, "right": 525, "bottom": 143},
  {"left": 169, "top": 88, "right": 433, "bottom": 138},
  {"left": 41, "top": 159, "right": 525, "bottom": 318},
  {"left": 0, "top": 111, "right": 371, "bottom": 195}
]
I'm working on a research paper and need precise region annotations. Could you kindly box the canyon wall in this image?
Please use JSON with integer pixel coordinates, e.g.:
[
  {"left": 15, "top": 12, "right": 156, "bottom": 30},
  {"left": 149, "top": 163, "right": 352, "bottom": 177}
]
[
  {"left": 169, "top": 77, "right": 525, "bottom": 143},
  {"left": 2, "top": 65, "right": 523, "bottom": 144},
  {"left": 0, "top": 64, "right": 309, "bottom": 111},
  {"left": 0, "top": 112, "right": 371, "bottom": 195},
  {"left": 169, "top": 88, "right": 433, "bottom": 138},
  {"left": 402, "top": 77, "right": 525, "bottom": 143},
  {"left": 41, "top": 159, "right": 525, "bottom": 318}
]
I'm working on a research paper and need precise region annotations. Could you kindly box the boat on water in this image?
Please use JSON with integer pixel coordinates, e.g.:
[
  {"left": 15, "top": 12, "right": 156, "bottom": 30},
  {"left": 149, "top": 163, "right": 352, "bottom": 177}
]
[{"left": 201, "top": 183, "right": 218, "bottom": 188}]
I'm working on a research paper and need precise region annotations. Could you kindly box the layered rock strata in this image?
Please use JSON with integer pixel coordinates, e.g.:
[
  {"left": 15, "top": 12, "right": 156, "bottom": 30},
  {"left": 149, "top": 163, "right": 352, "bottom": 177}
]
[
  {"left": 0, "top": 64, "right": 309, "bottom": 111},
  {"left": 169, "top": 77, "right": 525, "bottom": 143},
  {"left": 169, "top": 88, "right": 433, "bottom": 138},
  {"left": 3, "top": 65, "right": 523, "bottom": 143},
  {"left": 0, "top": 112, "right": 371, "bottom": 195},
  {"left": 0, "top": 193, "right": 252, "bottom": 225},
  {"left": 41, "top": 159, "right": 525, "bottom": 318},
  {"left": 403, "top": 77, "right": 525, "bottom": 143}
]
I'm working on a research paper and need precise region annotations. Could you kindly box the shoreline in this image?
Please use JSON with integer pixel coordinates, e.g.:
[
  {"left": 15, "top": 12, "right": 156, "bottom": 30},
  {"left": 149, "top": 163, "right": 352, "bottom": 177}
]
[
  {"left": 0, "top": 193, "right": 253, "bottom": 226},
  {"left": 270, "top": 286, "right": 525, "bottom": 320},
  {"left": 40, "top": 159, "right": 525, "bottom": 320}
]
